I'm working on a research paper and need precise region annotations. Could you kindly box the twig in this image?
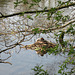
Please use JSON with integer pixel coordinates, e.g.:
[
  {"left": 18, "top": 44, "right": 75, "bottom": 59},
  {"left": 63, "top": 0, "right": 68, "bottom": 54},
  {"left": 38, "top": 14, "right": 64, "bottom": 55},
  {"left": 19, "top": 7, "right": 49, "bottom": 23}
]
[{"left": 0, "top": 32, "right": 33, "bottom": 53}]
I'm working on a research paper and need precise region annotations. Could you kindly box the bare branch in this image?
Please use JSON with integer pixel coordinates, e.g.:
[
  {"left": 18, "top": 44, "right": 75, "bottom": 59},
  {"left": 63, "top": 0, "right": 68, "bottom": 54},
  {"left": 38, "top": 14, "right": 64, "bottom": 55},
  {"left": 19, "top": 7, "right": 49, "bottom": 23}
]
[{"left": 0, "top": 32, "right": 33, "bottom": 53}]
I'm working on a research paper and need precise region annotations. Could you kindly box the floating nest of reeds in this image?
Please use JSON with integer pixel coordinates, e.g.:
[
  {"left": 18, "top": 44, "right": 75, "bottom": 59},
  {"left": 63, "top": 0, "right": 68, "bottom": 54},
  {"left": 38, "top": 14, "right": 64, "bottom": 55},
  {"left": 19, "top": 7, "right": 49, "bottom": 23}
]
[{"left": 25, "top": 38, "right": 56, "bottom": 56}]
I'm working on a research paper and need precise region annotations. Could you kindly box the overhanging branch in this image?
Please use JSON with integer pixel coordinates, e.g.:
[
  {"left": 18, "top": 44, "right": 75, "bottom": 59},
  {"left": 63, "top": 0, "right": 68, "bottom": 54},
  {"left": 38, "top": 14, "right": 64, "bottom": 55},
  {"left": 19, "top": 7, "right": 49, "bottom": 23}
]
[
  {"left": 0, "top": 20, "right": 75, "bottom": 53},
  {"left": 0, "top": 19, "right": 75, "bottom": 35},
  {"left": 0, "top": 32, "right": 33, "bottom": 53},
  {"left": 0, "top": 3, "right": 75, "bottom": 18}
]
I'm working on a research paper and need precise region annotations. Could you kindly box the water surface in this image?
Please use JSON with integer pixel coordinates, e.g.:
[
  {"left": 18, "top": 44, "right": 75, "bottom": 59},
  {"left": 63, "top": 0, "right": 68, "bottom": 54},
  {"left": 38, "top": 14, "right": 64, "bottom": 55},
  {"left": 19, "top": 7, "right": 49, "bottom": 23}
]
[{"left": 0, "top": 0, "right": 74, "bottom": 75}]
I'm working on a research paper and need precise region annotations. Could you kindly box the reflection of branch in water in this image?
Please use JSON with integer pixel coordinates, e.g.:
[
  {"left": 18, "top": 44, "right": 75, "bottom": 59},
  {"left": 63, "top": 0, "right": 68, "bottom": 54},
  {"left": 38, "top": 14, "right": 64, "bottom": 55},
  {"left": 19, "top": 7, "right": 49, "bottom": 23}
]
[{"left": 0, "top": 56, "right": 12, "bottom": 65}]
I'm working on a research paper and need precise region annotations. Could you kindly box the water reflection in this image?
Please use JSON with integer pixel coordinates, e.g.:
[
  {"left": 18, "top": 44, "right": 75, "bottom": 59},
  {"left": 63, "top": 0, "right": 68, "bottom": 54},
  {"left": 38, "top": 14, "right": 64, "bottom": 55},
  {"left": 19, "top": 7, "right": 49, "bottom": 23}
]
[
  {"left": 0, "top": 49, "right": 67, "bottom": 75},
  {"left": 0, "top": 0, "right": 13, "bottom": 15},
  {"left": 0, "top": 55, "right": 12, "bottom": 65},
  {"left": 0, "top": 0, "right": 10, "bottom": 7},
  {"left": 0, "top": 0, "right": 75, "bottom": 75}
]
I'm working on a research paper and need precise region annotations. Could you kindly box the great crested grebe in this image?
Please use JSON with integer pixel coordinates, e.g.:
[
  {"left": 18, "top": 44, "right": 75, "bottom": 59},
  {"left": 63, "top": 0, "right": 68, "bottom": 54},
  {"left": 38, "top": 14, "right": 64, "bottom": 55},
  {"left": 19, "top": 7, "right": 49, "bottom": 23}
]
[
  {"left": 36, "top": 38, "right": 49, "bottom": 44},
  {"left": 25, "top": 38, "right": 56, "bottom": 56}
]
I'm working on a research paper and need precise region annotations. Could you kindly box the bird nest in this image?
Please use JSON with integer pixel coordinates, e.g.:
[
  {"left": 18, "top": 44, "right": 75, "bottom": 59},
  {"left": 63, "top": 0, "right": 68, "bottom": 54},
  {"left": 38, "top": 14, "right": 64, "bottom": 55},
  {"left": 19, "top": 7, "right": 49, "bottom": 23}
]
[{"left": 25, "top": 38, "right": 56, "bottom": 56}]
